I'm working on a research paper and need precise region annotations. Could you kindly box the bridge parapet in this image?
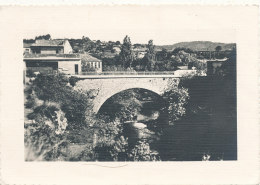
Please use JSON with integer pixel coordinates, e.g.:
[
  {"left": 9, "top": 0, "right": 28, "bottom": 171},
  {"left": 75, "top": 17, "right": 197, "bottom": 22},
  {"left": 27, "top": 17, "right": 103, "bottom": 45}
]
[
  {"left": 72, "top": 70, "right": 200, "bottom": 79},
  {"left": 80, "top": 71, "right": 175, "bottom": 76}
]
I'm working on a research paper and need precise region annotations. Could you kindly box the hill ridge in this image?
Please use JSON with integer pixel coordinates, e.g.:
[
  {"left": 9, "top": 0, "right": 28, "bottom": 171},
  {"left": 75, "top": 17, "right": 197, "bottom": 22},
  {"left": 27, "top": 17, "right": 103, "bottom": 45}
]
[{"left": 155, "top": 41, "right": 236, "bottom": 51}]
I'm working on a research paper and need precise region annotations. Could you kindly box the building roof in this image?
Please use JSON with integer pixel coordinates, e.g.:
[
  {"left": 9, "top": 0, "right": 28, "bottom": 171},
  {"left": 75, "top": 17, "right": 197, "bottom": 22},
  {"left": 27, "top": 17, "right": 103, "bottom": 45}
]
[
  {"left": 31, "top": 39, "right": 66, "bottom": 47},
  {"left": 80, "top": 53, "right": 101, "bottom": 63}
]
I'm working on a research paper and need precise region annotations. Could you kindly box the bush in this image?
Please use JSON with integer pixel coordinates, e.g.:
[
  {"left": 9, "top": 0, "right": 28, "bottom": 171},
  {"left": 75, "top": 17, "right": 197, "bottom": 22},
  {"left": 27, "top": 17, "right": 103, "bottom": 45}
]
[
  {"left": 25, "top": 94, "right": 37, "bottom": 108},
  {"left": 69, "top": 76, "right": 78, "bottom": 87},
  {"left": 26, "top": 69, "right": 36, "bottom": 77},
  {"left": 163, "top": 87, "right": 189, "bottom": 125},
  {"left": 24, "top": 104, "right": 68, "bottom": 161},
  {"left": 30, "top": 74, "right": 92, "bottom": 129},
  {"left": 128, "top": 140, "right": 160, "bottom": 161}
]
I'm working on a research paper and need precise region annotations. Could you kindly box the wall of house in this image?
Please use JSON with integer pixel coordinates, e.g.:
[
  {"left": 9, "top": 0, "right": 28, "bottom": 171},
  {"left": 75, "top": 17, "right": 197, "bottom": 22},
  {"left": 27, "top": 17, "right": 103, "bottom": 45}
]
[
  {"left": 63, "top": 40, "right": 73, "bottom": 54},
  {"left": 41, "top": 48, "right": 57, "bottom": 54},
  {"left": 58, "top": 60, "right": 81, "bottom": 75},
  {"left": 23, "top": 48, "right": 31, "bottom": 54},
  {"left": 86, "top": 61, "right": 102, "bottom": 73},
  {"left": 31, "top": 46, "right": 64, "bottom": 54},
  {"left": 25, "top": 61, "right": 58, "bottom": 74}
]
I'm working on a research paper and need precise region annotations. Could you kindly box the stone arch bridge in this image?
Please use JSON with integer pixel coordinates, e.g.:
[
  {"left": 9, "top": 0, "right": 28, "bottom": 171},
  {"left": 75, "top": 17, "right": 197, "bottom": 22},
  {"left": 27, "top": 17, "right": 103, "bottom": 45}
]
[{"left": 73, "top": 74, "right": 182, "bottom": 113}]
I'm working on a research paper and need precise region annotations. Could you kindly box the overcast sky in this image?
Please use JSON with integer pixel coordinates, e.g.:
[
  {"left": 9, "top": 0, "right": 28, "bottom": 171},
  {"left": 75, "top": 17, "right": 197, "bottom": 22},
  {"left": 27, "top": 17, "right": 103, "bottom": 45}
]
[{"left": 18, "top": 6, "right": 236, "bottom": 45}]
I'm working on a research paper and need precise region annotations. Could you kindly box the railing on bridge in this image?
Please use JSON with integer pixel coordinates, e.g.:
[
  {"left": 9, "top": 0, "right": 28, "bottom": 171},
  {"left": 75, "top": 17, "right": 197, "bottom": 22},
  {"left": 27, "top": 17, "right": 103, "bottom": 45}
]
[{"left": 80, "top": 71, "right": 175, "bottom": 75}]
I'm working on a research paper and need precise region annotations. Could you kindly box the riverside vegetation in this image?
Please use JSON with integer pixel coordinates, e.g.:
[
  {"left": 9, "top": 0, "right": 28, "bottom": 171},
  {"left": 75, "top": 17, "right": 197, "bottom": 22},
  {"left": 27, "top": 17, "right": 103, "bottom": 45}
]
[
  {"left": 24, "top": 73, "right": 189, "bottom": 161},
  {"left": 24, "top": 58, "right": 236, "bottom": 161}
]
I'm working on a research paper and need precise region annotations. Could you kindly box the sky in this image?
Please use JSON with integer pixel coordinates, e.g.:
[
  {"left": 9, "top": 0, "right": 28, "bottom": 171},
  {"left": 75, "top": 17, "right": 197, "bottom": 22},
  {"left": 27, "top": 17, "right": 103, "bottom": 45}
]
[{"left": 17, "top": 6, "right": 237, "bottom": 45}]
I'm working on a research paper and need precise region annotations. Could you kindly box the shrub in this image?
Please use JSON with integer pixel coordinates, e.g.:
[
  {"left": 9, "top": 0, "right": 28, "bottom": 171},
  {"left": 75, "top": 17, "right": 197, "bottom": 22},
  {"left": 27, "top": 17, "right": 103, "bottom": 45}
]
[
  {"left": 26, "top": 69, "right": 36, "bottom": 77},
  {"left": 24, "top": 104, "right": 68, "bottom": 161},
  {"left": 163, "top": 87, "right": 189, "bottom": 125},
  {"left": 91, "top": 117, "right": 130, "bottom": 161},
  {"left": 25, "top": 94, "right": 36, "bottom": 108},
  {"left": 30, "top": 74, "right": 92, "bottom": 129},
  {"left": 127, "top": 140, "right": 160, "bottom": 161},
  {"left": 69, "top": 76, "right": 78, "bottom": 87}
]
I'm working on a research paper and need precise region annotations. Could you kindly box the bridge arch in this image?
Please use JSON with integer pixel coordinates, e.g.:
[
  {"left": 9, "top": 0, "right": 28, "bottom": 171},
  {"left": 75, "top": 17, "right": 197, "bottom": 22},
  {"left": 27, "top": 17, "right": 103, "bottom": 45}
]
[{"left": 96, "top": 87, "right": 165, "bottom": 114}]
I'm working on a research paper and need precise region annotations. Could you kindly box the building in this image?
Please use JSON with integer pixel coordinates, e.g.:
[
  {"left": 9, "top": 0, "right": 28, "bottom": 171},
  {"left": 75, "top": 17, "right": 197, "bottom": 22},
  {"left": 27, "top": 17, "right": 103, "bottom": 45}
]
[
  {"left": 80, "top": 53, "right": 102, "bottom": 73},
  {"left": 23, "top": 43, "right": 33, "bottom": 54},
  {"left": 30, "top": 39, "right": 73, "bottom": 54},
  {"left": 24, "top": 53, "right": 81, "bottom": 75},
  {"left": 112, "top": 46, "right": 121, "bottom": 54},
  {"left": 24, "top": 39, "right": 81, "bottom": 75},
  {"left": 136, "top": 51, "right": 146, "bottom": 59},
  {"left": 133, "top": 47, "right": 147, "bottom": 59}
]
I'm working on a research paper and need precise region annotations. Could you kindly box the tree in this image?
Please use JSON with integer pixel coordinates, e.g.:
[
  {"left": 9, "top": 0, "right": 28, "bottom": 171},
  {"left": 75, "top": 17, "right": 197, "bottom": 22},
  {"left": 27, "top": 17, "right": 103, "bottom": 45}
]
[
  {"left": 119, "top": 35, "right": 134, "bottom": 69},
  {"left": 144, "top": 40, "right": 156, "bottom": 70},
  {"left": 156, "top": 48, "right": 168, "bottom": 61},
  {"left": 35, "top": 34, "right": 51, "bottom": 40},
  {"left": 23, "top": 39, "right": 35, "bottom": 43},
  {"left": 172, "top": 47, "right": 194, "bottom": 55},
  {"left": 82, "top": 36, "right": 91, "bottom": 42},
  {"left": 162, "top": 85, "right": 189, "bottom": 125},
  {"left": 96, "top": 40, "right": 101, "bottom": 45},
  {"left": 215, "top": 45, "right": 222, "bottom": 52}
]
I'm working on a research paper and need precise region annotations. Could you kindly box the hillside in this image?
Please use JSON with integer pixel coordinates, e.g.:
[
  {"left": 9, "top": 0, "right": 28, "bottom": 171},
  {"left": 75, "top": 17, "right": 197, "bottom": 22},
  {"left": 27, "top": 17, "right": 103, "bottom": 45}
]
[{"left": 155, "top": 41, "right": 236, "bottom": 51}]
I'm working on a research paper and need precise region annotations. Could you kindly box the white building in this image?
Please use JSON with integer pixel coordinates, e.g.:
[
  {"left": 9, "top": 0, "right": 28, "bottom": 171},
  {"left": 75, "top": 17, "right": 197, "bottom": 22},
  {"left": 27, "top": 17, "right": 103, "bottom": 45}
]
[
  {"left": 24, "top": 39, "right": 81, "bottom": 75},
  {"left": 24, "top": 54, "right": 81, "bottom": 75},
  {"left": 80, "top": 53, "right": 102, "bottom": 73}
]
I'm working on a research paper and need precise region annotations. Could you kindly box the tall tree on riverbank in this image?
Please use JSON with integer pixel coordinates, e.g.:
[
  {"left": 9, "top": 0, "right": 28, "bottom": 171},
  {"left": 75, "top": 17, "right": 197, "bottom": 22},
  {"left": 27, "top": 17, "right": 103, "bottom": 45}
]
[
  {"left": 119, "top": 35, "right": 134, "bottom": 69},
  {"left": 145, "top": 40, "right": 156, "bottom": 70}
]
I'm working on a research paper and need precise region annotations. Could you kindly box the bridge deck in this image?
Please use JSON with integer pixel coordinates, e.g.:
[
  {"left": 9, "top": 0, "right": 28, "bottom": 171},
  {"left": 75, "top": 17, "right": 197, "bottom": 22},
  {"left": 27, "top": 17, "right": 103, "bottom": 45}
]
[
  {"left": 74, "top": 74, "right": 178, "bottom": 79},
  {"left": 72, "top": 70, "right": 200, "bottom": 79}
]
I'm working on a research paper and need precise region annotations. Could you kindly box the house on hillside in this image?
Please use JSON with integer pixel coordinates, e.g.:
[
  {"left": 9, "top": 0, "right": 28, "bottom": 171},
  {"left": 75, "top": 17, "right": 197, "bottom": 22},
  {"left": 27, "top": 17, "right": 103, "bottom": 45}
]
[
  {"left": 80, "top": 53, "right": 102, "bottom": 73},
  {"left": 30, "top": 39, "right": 73, "bottom": 54},
  {"left": 112, "top": 46, "right": 121, "bottom": 54},
  {"left": 136, "top": 51, "right": 146, "bottom": 59},
  {"left": 24, "top": 39, "right": 81, "bottom": 75},
  {"left": 133, "top": 47, "right": 147, "bottom": 59}
]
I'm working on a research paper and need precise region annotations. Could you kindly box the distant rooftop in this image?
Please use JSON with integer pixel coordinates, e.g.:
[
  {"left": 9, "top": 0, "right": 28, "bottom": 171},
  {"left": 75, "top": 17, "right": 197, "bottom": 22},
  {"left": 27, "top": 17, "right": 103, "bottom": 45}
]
[{"left": 80, "top": 53, "right": 101, "bottom": 62}]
